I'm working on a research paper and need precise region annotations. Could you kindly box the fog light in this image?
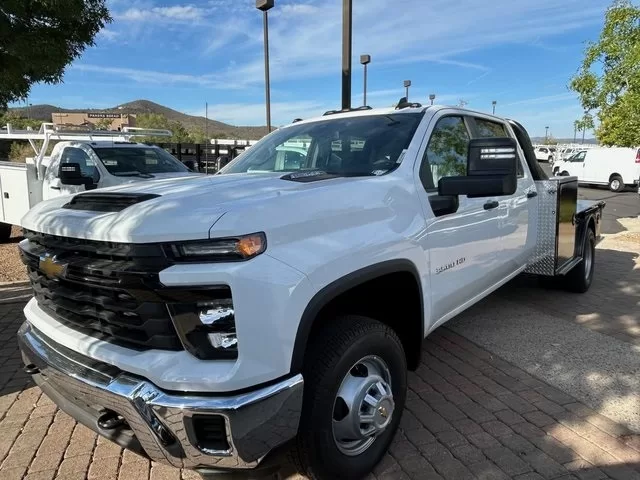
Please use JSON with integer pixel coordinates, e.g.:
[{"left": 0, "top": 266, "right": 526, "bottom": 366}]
[
  {"left": 208, "top": 333, "right": 238, "bottom": 349},
  {"left": 168, "top": 293, "right": 238, "bottom": 360}
]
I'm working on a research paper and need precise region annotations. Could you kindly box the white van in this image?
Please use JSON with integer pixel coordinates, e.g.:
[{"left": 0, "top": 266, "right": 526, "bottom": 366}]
[{"left": 553, "top": 147, "right": 640, "bottom": 192}]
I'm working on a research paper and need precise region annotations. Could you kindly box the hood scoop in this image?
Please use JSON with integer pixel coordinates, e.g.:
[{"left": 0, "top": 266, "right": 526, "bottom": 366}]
[{"left": 62, "top": 192, "right": 161, "bottom": 213}]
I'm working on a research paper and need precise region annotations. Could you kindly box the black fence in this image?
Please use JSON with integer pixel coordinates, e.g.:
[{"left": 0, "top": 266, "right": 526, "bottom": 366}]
[{"left": 151, "top": 142, "right": 250, "bottom": 173}]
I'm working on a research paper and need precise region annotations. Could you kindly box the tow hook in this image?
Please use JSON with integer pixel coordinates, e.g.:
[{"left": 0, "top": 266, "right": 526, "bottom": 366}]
[
  {"left": 97, "top": 410, "right": 127, "bottom": 430},
  {"left": 23, "top": 364, "right": 40, "bottom": 375}
]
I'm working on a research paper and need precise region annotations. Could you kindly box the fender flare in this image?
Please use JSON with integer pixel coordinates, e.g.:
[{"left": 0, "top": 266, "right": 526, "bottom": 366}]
[{"left": 289, "top": 259, "right": 424, "bottom": 374}]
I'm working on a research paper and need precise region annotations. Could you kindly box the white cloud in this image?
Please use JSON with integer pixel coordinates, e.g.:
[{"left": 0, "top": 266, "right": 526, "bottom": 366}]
[
  {"left": 98, "top": 28, "right": 119, "bottom": 41},
  {"left": 116, "top": 4, "right": 207, "bottom": 22}
]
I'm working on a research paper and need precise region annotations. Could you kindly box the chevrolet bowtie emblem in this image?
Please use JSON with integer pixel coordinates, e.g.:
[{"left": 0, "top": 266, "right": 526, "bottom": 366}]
[{"left": 39, "top": 254, "right": 67, "bottom": 279}]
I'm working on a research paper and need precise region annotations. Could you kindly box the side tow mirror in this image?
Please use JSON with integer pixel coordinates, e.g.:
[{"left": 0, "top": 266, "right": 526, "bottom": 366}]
[
  {"left": 438, "top": 137, "right": 518, "bottom": 198},
  {"left": 59, "top": 163, "right": 95, "bottom": 189}
]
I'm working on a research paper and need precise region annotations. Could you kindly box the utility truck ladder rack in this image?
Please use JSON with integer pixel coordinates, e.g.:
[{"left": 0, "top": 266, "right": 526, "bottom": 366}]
[{"left": 0, "top": 123, "right": 173, "bottom": 179}]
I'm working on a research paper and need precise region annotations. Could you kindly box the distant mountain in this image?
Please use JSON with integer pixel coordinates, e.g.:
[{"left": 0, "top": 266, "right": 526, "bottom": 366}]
[
  {"left": 530, "top": 137, "right": 598, "bottom": 145},
  {"left": 9, "top": 100, "right": 269, "bottom": 140}
]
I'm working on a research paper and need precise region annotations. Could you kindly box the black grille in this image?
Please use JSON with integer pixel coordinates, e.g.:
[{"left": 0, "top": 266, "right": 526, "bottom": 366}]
[
  {"left": 20, "top": 230, "right": 183, "bottom": 351},
  {"left": 63, "top": 193, "right": 160, "bottom": 213}
]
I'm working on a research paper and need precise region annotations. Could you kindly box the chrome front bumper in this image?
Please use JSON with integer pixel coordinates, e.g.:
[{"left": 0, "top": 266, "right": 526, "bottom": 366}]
[{"left": 17, "top": 321, "right": 303, "bottom": 472}]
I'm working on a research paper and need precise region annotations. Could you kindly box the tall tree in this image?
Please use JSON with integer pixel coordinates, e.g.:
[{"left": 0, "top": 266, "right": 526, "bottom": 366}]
[
  {"left": 0, "top": 1, "right": 111, "bottom": 109},
  {"left": 569, "top": 0, "right": 640, "bottom": 146}
]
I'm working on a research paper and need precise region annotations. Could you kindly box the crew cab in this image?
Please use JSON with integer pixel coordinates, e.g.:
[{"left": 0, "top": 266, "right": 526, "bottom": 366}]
[
  {"left": 17, "top": 105, "right": 605, "bottom": 480},
  {"left": 0, "top": 124, "right": 199, "bottom": 242}
]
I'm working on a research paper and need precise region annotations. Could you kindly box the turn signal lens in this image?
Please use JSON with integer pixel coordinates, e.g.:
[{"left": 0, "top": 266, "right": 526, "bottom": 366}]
[{"left": 237, "top": 234, "right": 265, "bottom": 258}]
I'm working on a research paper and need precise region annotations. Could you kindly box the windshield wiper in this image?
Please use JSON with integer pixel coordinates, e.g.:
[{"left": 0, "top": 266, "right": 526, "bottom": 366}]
[{"left": 112, "top": 171, "right": 155, "bottom": 178}]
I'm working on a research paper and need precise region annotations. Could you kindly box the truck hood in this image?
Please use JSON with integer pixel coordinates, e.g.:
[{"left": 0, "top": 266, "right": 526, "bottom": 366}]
[{"left": 21, "top": 172, "right": 360, "bottom": 243}]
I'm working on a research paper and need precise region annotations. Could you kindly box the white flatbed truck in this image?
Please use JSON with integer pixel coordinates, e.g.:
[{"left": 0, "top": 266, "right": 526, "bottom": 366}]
[{"left": 16, "top": 104, "right": 604, "bottom": 479}]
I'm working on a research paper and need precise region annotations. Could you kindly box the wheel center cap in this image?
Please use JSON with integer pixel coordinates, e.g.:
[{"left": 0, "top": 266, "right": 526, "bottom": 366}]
[{"left": 373, "top": 396, "right": 394, "bottom": 429}]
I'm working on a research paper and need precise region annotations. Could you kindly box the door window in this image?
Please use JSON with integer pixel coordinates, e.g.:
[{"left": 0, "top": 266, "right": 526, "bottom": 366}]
[
  {"left": 420, "top": 116, "right": 470, "bottom": 191},
  {"left": 60, "top": 147, "right": 99, "bottom": 182},
  {"left": 472, "top": 117, "right": 523, "bottom": 176},
  {"left": 571, "top": 151, "right": 586, "bottom": 162}
]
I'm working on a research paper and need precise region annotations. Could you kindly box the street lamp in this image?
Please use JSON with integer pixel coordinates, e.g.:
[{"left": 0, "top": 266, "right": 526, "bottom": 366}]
[
  {"left": 360, "top": 55, "right": 371, "bottom": 106},
  {"left": 545, "top": 126, "right": 549, "bottom": 141},
  {"left": 492, "top": 100, "right": 497, "bottom": 115},
  {"left": 256, "top": 0, "right": 274, "bottom": 132},
  {"left": 342, "top": 0, "right": 353, "bottom": 110},
  {"left": 404, "top": 80, "right": 412, "bottom": 101},
  {"left": 429, "top": 94, "right": 436, "bottom": 105}
]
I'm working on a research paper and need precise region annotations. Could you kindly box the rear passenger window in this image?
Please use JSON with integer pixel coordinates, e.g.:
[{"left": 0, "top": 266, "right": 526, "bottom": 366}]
[
  {"left": 475, "top": 119, "right": 507, "bottom": 137},
  {"left": 473, "top": 117, "right": 524, "bottom": 177}
]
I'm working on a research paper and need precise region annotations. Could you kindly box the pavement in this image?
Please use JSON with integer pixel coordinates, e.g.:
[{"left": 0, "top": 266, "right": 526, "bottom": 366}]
[{"left": 0, "top": 191, "right": 639, "bottom": 479}]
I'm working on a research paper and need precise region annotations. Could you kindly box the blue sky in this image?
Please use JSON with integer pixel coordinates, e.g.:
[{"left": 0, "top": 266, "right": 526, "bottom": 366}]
[{"left": 15, "top": 0, "right": 612, "bottom": 138}]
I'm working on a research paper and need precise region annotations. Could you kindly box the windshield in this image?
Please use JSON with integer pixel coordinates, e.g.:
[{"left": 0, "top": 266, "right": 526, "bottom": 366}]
[
  {"left": 220, "top": 113, "right": 424, "bottom": 176},
  {"left": 92, "top": 147, "right": 189, "bottom": 175}
]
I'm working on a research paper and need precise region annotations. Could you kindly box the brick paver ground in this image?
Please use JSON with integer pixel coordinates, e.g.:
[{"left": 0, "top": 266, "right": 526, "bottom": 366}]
[{"left": 1, "top": 295, "right": 639, "bottom": 480}]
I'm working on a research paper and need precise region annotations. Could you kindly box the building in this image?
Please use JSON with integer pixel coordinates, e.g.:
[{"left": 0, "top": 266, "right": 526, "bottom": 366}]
[{"left": 51, "top": 112, "right": 136, "bottom": 130}]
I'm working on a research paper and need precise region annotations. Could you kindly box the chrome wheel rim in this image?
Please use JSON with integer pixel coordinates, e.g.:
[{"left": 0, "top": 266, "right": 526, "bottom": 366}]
[
  {"left": 611, "top": 179, "right": 621, "bottom": 190},
  {"left": 332, "top": 355, "right": 394, "bottom": 457}
]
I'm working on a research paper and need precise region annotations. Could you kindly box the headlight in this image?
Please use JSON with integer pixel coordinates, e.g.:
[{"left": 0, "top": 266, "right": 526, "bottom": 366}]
[{"left": 171, "top": 233, "right": 266, "bottom": 262}]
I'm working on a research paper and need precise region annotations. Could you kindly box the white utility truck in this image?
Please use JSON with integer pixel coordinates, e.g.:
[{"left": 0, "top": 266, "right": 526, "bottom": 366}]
[
  {"left": 17, "top": 104, "right": 605, "bottom": 479},
  {"left": 0, "top": 123, "right": 199, "bottom": 241},
  {"left": 551, "top": 146, "right": 640, "bottom": 192}
]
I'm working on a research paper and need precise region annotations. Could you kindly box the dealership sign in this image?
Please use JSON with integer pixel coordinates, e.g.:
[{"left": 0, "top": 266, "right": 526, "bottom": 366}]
[{"left": 87, "top": 113, "right": 122, "bottom": 119}]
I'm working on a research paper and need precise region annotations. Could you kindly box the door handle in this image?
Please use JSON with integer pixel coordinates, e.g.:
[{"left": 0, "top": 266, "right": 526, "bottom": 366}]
[
  {"left": 50, "top": 186, "right": 61, "bottom": 190},
  {"left": 483, "top": 200, "right": 499, "bottom": 210},
  {"left": 526, "top": 191, "right": 538, "bottom": 198}
]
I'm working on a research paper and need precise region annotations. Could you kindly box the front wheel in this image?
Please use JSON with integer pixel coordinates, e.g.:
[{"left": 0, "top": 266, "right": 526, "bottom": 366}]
[{"left": 290, "top": 315, "right": 407, "bottom": 479}]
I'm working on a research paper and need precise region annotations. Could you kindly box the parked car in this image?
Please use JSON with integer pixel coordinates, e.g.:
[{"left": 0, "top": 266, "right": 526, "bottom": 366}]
[
  {"left": 552, "top": 150, "right": 586, "bottom": 174},
  {"left": 553, "top": 147, "right": 640, "bottom": 192},
  {"left": 534, "top": 146, "right": 554, "bottom": 162},
  {"left": 17, "top": 105, "right": 605, "bottom": 479}
]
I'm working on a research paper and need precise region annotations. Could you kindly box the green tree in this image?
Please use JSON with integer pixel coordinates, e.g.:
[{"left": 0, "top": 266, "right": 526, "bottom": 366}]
[
  {"left": 135, "top": 113, "right": 191, "bottom": 143},
  {"left": 0, "top": 111, "right": 42, "bottom": 129},
  {"left": 569, "top": 0, "right": 640, "bottom": 146},
  {"left": 0, "top": 1, "right": 111, "bottom": 109},
  {"left": 93, "top": 117, "right": 113, "bottom": 130}
]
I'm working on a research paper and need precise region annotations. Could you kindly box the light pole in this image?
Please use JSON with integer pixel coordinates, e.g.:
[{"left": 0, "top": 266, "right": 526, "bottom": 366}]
[
  {"left": 342, "top": 0, "right": 353, "bottom": 110},
  {"left": 429, "top": 94, "right": 436, "bottom": 105},
  {"left": 404, "top": 80, "right": 412, "bottom": 101},
  {"left": 545, "top": 126, "right": 549, "bottom": 142},
  {"left": 256, "top": 0, "right": 274, "bottom": 132},
  {"left": 492, "top": 100, "right": 497, "bottom": 115},
  {"left": 360, "top": 55, "right": 371, "bottom": 106}
]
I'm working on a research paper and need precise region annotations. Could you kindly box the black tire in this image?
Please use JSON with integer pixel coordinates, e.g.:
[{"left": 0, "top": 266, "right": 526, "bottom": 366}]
[
  {"left": 548, "top": 156, "right": 553, "bottom": 163},
  {"left": 289, "top": 315, "right": 407, "bottom": 480},
  {"left": 560, "top": 171, "right": 569, "bottom": 176},
  {"left": 552, "top": 167, "right": 559, "bottom": 176},
  {"left": 0, "top": 223, "right": 11, "bottom": 243},
  {"left": 609, "top": 175, "right": 624, "bottom": 192},
  {"left": 564, "top": 228, "right": 596, "bottom": 293}
]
